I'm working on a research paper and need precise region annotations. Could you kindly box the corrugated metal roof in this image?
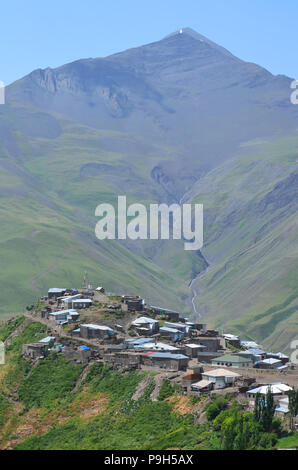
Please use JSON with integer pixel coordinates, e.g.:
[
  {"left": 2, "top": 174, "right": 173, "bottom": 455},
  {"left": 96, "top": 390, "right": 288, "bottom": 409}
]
[
  {"left": 148, "top": 352, "right": 189, "bottom": 360},
  {"left": 247, "top": 384, "right": 292, "bottom": 395},
  {"left": 134, "top": 342, "right": 179, "bottom": 351},
  {"left": 160, "top": 327, "right": 181, "bottom": 333},
  {"left": 164, "top": 322, "right": 187, "bottom": 329},
  {"left": 259, "top": 358, "right": 281, "bottom": 364},
  {"left": 248, "top": 348, "right": 266, "bottom": 355},
  {"left": 48, "top": 288, "right": 66, "bottom": 293},
  {"left": 39, "top": 336, "right": 56, "bottom": 343},
  {"left": 150, "top": 306, "right": 179, "bottom": 314},
  {"left": 191, "top": 380, "right": 211, "bottom": 389},
  {"left": 212, "top": 354, "right": 251, "bottom": 363},
  {"left": 202, "top": 368, "right": 240, "bottom": 378},
  {"left": 49, "top": 309, "right": 78, "bottom": 316},
  {"left": 132, "top": 317, "right": 159, "bottom": 325},
  {"left": 126, "top": 337, "right": 154, "bottom": 345},
  {"left": 80, "top": 324, "right": 114, "bottom": 331}
]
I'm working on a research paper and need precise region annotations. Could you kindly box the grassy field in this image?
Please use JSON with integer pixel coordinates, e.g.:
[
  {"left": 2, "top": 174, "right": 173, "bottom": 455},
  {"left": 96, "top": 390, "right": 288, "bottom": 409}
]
[{"left": 276, "top": 432, "right": 298, "bottom": 449}]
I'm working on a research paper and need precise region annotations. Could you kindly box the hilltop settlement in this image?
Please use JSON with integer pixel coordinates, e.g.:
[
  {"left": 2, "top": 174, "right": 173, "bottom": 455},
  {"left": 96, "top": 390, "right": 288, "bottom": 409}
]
[{"left": 10, "top": 283, "right": 296, "bottom": 431}]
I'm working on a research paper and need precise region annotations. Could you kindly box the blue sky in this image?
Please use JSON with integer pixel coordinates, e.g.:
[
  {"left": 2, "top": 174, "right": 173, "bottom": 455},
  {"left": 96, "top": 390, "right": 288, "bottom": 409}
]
[{"left": 1, "top": 1, "right": 297, "bottom": 85}]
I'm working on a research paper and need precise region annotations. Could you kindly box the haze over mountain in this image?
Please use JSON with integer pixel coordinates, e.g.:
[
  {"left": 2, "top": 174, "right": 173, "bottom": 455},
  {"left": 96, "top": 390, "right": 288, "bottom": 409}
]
[{"left": 1, "top": 28, "right": 297, "bottom": 351}]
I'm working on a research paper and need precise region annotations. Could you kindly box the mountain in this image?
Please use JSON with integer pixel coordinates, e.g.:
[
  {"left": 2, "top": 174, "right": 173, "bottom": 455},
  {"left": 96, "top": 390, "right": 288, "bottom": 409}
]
[{"left": 0, "top": 28, "right": 297, "bottom": 351}]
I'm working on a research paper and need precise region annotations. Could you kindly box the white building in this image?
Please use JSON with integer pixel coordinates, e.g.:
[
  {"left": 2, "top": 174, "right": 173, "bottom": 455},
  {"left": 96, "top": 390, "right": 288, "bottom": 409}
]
[
  {"left": 201, "top": 368, "right": 241, "bottom": 390},
  {"left": 131, "top": 317, "right": 159, "bottom": 332},
  {"left": 48, "top": 309, "right": 79, "bottom": 323},
  {"left": 246, "top": 383, "right": 293, "bottom": 399}
]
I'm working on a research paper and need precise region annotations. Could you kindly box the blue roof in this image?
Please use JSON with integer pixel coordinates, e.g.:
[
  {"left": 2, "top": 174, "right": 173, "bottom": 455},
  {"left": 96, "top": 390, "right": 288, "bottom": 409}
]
[
  {"left": 248, "top": 348, "right": 266, "bottom": 355},
  {"left": 50, "top": 309, "right": 78, "bottom": 316},
  {"left": 150, "top": 352, "right": 188, "bottom": 360},
  {"left": 80, "top": 345, "right": 90, "bottom": 351}
]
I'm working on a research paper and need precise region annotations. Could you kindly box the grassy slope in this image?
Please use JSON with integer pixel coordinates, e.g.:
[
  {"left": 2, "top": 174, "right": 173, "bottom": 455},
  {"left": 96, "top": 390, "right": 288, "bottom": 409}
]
[
  {"left": 190, "top": 136, "right": 298, "bottom": 352},
  {"left": 276, "top": 432, "right": 298, "bottom": 449},
  {"left": 0, "top": 100, "right": 297, "bottom": 350},
  {"left": 0, "top": 320, "right": 217, "bottom": 450},
  {"left": 0, "top": 320, "right": 292, "bottom": 450},
  {"left": 0, "top": 317, "right": 297, "bottom": 450},
  {"left": 0, "top": 111, "right": 201, "bottom": 318}
]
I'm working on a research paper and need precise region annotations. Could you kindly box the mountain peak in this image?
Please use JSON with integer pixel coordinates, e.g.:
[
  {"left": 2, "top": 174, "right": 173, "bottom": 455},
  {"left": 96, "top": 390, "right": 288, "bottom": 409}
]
[{"left": 164, "top": 27, "right": 240, "bottom": 61}]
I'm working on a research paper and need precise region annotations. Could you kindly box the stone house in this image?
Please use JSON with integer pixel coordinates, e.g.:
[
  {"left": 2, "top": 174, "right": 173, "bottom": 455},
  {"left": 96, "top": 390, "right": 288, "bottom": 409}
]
[
  {"left": 142, "top": 352, "right": 189, "bottom": 371},
  {"left": 48, "top": 288, "right": 66, "bottom": 299},
  {"left": 80, "top": 324, "right": 115, "bottom": 340},
  {"left": 201, "top": 368, "right": 241, "bottom": 390},
  {"left": 211, "top": 354, "right": 253, "bottom": 368},
  {"left": 22, "top": 343, "right": 47, "bottom": 360}
]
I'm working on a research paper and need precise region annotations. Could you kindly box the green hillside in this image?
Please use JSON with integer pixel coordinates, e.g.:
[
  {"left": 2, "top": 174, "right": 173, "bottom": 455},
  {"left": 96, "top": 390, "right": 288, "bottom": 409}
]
[
  {"left": 189, "top": 135, "right": 298, "bottom": 352},
  {"left": 0, "top": 28, "right": 297, "bottom": 350},
  {"left": 0, "top": 110, "right": 201, "bottom": 318},
  {"left": 0, "top": 318, "right": 292, "bottom": 450}
]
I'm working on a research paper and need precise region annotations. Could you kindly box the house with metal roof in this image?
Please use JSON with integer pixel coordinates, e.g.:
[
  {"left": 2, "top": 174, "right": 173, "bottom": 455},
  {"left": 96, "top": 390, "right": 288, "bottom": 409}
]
[
  {"left": 48, "top": 288, "right": 67, "bottom": 299},
  {"left": 265, "top": 352, "right": 290, "bottom": 365},
  {"left": 60, "top": 294, "right": 83, "bottom": 307},
  {"left": 48, "top": 309, "right": 79, "bottom": 324},
  {"left": 164, "top": 322, "right": 190, "bottom": 334},
  {"left": 211, "top": 353, "right": 253, "bottom": 368},
  {"left": 80, "top": 323, "right": 115, "bottom": 339},
  {"left": 159, "top": 326, "right": 184, "bottom": 342},
  {"left": 201, "top": 368, "right": 241, "bottom": 389},
  {"left": 150, "top": 306, "right": 180, "bottom": 322},
  {"left": 237, "top": 348, "right": 266, "bottom": 363},
  {"left": 246, "top": 383, "right": 293, "bottom": 399},
  {"left": 241, "top": 341, "right": 261, "bottom": 349},
  {"left": 184, "top": 343, "right": 207, "bottom": 358},
  {"left": 38, "top": 336, "right": 56, "bottom": 345},
  {"left": 255, "top": 357, "right": 283, "bottom": 369},
  {"left": 71, "top": 298, "right": 93, "bottom": 309},
  {"left": 142, "top": 351, "right": 189, "bottom": 371},
  {"left": 131, "top": 316, "right": 159, "bottom": 333},
  {"left": 133, "top": 341, "right": 181, "bottom": 353},
  {"left": 191, "top": 379, "right": 213, "bottom": 392},
  {"left": 22, "top": 343, "right": 47, "bottom": 360},
  {"left": 126, "top": 337, "right": 154, "bottom": 347}
]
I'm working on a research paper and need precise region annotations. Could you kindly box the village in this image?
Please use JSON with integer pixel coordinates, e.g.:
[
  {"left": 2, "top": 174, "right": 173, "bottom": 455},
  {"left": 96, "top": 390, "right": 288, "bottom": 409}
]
[{"left": 20, "top": 283, "right": 298, "bottom": 429}]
